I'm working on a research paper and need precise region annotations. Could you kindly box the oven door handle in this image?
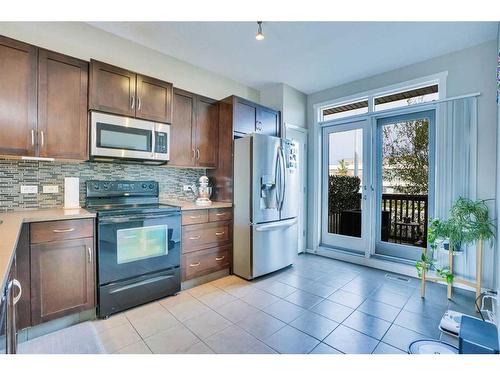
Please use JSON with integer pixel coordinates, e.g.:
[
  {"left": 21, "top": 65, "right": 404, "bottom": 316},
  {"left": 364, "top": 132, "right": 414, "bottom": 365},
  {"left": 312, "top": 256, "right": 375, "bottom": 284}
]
[{"left": 98, "top": 213, "right": 179, "bottom": 224}]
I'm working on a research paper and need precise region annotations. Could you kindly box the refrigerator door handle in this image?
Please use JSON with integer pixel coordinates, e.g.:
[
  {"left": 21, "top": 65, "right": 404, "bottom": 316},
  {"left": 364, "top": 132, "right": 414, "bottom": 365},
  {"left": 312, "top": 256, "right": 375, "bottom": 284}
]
[
  {"left": 279, "top": 146, "right": 286, "bottom": 210},
  {"left": 274, "top": 148, "right": 281, "bottom": 210},
  {"left": 254, "top": 218, "right": 297, "bottom": 232}
]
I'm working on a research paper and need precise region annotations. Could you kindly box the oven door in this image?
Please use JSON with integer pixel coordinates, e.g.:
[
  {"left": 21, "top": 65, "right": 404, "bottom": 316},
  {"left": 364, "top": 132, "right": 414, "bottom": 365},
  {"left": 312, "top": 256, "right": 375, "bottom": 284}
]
[
  {"left": 91, "top": 111, "right": 155, "bottom": 160},
  {"left": 97, "top": 212, "right": 181, "bottom": 285}
]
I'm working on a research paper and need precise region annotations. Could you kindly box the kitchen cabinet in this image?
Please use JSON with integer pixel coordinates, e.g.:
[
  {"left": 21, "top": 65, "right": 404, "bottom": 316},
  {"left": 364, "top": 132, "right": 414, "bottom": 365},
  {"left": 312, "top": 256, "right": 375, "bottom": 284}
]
[
  {"left": 0, "top": 36, "right": 37, "bottom": 156},
  {"left": 38, "top": 50, "right": 88, "bottom": 160},
  {"left": 29, "top": 218, "right": 95, "bottom": 325},
  {"left": 0, "top": 36, "right": 88, "bottom": 160},
  {"left": 181, "top": 208, "right": 232, "bottom": 281},
  {"left": 208, "top": 96, "right": 280, "bottom": 202},
  {"left": 233, "top": 96, "right": 280, "bottom": 137},
  {"left": 89, "top": 60, "right": 173, "bottom": 124},
  {"left": 170, "top": 88, "right": 219, "bottom": 168}
]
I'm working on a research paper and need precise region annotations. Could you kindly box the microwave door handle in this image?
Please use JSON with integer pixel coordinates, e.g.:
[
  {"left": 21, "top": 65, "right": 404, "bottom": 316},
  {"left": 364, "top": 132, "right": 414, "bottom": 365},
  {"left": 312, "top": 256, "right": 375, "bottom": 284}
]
[{"left": 151, "top": 129, "right": 156, "bottom": 158}]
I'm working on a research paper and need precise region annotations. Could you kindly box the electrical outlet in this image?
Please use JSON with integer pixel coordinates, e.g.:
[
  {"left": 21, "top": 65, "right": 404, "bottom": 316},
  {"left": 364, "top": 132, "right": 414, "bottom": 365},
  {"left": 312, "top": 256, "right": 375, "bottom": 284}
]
[
  {"left": 21, "top": 185, "right": 38, "bottom": 194},
  {"left": 43, "top": 185, "right": 59, "bottom": 194},
  {"left": 183, "top": 185, "right": 192, "bottom": 192}
]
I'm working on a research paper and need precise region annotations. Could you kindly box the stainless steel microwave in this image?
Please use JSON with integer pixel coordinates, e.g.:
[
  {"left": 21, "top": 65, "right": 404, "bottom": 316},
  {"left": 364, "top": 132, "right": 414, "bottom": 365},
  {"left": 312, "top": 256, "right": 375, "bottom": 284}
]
[{"left": 90, "top": 111, "right": 170, "bottom": 164}]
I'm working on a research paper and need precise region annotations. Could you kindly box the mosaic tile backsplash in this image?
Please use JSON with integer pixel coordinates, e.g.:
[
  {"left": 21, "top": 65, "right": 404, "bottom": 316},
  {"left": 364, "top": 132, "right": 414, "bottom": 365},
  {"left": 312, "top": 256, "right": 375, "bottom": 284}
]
[{"left": 0, "top": 159, "right": 205, "bottom": 211}]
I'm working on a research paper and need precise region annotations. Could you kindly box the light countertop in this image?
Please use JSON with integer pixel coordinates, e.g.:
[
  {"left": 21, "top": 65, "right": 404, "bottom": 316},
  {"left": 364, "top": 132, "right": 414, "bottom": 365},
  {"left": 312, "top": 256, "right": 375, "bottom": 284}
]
[
  {"left": 0, "top": 208, "right": 96, "bottom": 290},
  {"left": 161, "top": 200, "right": 233, "bottom": 211}
]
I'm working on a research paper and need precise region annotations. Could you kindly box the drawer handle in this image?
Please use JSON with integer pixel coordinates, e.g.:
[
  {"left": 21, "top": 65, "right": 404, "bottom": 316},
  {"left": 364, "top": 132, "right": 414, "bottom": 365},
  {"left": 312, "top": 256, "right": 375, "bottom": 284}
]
[
  {"left": 215, "top": 213, "right": 226, "bottom": 216},
  {"left": 215, "top": 231, "right": 225, "bottom": 236},
  {"left": 215, "top": 256, "right": 225, "bottom": 261},
  {"left": 189, "top": 262, "right": 201, "bottom": 267},
  {"left": 189, "top": 216, "right": 200, "bottom": 219},
  {"left": 189, "top": 235, "right": 201, "bottom": 240},
  {"left": 52, "top": 228, "right": 75, "bottom": 233}
]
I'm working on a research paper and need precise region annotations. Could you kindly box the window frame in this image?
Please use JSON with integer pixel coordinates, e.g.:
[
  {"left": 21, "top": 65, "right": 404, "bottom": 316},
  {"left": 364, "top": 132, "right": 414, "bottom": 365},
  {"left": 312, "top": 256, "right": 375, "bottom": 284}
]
[{"left": 317, "top": 72, "right": 447, "bottom": 124}]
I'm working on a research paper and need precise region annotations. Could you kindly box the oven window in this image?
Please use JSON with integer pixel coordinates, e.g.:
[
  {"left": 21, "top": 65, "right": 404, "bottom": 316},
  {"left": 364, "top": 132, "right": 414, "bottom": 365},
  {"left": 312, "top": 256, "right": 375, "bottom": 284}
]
[
  {"left": 97, "top": 122, "right": 152, "bottom": 152},
  {"left": 116, "top": 225, "right": 168, "bottom": 264}
]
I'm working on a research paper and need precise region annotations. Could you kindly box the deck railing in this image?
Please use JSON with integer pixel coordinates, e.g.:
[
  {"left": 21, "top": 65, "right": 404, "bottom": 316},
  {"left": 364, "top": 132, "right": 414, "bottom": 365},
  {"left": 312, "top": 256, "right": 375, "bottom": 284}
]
[{"left": 328, "top": 193, "right": 428, "bottom": 247}]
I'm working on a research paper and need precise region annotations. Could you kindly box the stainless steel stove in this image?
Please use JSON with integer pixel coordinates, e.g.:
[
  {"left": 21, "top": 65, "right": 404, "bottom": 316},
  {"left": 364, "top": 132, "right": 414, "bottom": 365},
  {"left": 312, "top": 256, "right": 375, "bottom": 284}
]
[{"left": 86, "top": 180, "right": 181, "bottom": 318}]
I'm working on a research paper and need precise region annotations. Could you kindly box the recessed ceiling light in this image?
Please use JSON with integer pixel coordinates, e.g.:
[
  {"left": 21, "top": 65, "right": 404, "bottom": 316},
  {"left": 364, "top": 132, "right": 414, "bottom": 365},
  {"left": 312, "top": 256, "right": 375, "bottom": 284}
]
[{"left": 256, "top": 21, "right": 264, "bottom": 41}]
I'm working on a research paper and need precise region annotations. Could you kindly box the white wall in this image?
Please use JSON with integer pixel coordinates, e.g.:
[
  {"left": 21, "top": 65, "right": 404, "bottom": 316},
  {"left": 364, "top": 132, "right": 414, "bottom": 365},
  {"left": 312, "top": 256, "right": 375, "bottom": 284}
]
[
  {"left": 260, "top": 83, "right": 307, "bottom": 129},
  {"left": 0, "top": 22, "right": 259, "bottom": 102},
  {"left": 307, "top": 40, "right": 499, "bottom": 288}
]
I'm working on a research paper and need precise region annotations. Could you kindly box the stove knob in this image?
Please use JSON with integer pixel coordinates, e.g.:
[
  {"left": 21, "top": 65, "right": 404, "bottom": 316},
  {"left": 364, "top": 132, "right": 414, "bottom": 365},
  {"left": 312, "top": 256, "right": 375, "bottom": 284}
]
[
  {"left": 149, "top": 184, "right": 154, "bottom": 189},
  {"left": 103, "top": 184, "right": 109, "bottom": 190},
  {"left": 142, "top": 183, "right": 147, "bottom": 189},
  {"left": 93, "top": 184, "right": 100, "bottom": 190}
]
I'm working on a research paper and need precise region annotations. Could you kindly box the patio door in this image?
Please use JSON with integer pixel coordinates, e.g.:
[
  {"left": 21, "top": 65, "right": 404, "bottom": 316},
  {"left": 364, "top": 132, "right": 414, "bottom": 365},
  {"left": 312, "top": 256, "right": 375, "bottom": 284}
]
[
  {"left": 321, "top": 119, "right": 371, "bottom": 254},
  {"left": 374, "top": 110, "right": 435, "bottom": 261}
]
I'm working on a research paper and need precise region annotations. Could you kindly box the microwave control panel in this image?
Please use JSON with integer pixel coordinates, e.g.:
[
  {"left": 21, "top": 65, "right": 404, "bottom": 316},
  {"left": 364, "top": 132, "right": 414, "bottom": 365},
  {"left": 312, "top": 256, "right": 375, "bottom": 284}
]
[{"left": 155, "top": 132, "right": 168, "bottom": 154}]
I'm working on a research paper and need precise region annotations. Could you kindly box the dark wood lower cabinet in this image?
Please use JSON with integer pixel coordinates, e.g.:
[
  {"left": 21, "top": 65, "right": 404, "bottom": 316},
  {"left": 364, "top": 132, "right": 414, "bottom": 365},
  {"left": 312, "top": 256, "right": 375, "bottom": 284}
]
[
  {"left": 30, "top": 237, "right": 95, "bottom": 325},
  {"left": 181, "top": 208, "right": 233, "bottom": 281}
]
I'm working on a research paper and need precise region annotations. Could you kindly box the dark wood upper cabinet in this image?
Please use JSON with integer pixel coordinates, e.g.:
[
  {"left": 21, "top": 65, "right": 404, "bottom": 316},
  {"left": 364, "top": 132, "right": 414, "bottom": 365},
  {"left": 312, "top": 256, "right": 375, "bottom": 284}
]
[
  {"left": 196, "top": 96, "right": 219, "bottom": 168},
  {"left": 170, "top": 88, "right": 219, "bottom": 168},
  {"left": 170, "top": 89, "right": 196, "bottom": 166},
  {"left": 30, "top": 237, "right": 95, "bottom": 325},
  {"left": 233, "top": 96, "right": 280, "bottom": 137},
  {"left": 136, "top": 74, "right": 173, "bottom": 123},
  {"left": 89, "top": 60, "right": 136, "bottom": 117},
  {"left": 89, "top": 60, "right": 173, "bottom": 124},
  {"left": 234, "top": 100, "right": 258, "bottom": 135},
  {"left": 0, "top": 36, "right": 37, "bottom": 156},
  {"left": 258, "top": 106, "right": 280, "bottom": 136},
  {"left": 38, "top": 50, "right": 88, "bottom": 160}
]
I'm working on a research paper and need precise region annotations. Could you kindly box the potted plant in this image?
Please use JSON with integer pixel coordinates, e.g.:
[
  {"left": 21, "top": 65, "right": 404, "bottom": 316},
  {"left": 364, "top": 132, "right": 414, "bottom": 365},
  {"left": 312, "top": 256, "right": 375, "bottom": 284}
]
[{"left": 416, "top": 197, "right": 495, "bottom": 285}]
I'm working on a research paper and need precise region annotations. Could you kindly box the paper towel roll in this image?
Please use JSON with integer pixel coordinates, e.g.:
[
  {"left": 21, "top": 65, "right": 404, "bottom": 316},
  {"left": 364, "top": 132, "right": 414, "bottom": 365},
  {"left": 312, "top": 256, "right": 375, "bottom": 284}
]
[{"left": 64, "top": 177, "right": 80, "bottom": 209}]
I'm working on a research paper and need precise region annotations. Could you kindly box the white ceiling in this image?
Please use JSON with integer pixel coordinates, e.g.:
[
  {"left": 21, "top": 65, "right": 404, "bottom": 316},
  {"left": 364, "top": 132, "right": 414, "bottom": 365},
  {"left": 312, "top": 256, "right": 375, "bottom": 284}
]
[{"left": 88, "top": 22, "right": 498, "bottom": 94}]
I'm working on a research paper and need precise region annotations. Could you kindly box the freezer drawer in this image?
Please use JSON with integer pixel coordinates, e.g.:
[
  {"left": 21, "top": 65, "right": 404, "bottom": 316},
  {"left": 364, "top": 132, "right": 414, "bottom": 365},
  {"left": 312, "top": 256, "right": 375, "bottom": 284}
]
[{"left": 251, "top": 218, "right": 298, "bottom": 279}]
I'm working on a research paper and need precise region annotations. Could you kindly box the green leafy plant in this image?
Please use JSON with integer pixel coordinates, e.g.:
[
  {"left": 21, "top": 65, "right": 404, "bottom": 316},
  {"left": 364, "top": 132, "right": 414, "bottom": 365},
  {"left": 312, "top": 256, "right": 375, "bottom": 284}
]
[{"left": 416, "top": 198, "right": 495, "bottom": 285}]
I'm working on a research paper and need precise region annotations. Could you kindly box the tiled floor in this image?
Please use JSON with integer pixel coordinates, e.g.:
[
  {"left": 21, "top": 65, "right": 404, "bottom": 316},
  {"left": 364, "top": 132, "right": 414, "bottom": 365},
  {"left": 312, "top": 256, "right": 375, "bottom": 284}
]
[{"left": 39, "top": 254, "right": 479, "bottom": 354}]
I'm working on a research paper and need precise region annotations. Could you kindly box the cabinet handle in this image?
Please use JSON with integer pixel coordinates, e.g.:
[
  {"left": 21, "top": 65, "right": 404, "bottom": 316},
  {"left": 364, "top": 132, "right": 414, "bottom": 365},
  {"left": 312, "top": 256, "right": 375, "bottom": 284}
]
[
  {"left": 189, "top": 235, "right": 201, "bottom": 240},
  {"left": 40, "top": 130, "right": 44, "bottom": 147},
  {"left": 87, "top": 247, "right": 92, "bottom": 263},
  {"left": 137, "top": 97, "right": 141, "bottom": 111},
  {"left": 215, "top": 256, "right": 225, "bottom": 261},
  {"left": 196, "top": 149, "right": 200, "bottom": 160},
  {"left": 215, "top": 213, "right": 226, "bottom": 216},
  {"left": 131, "top": 95, "right": 135, "bottom": 109},
  {"left": 215, "top": 231, "right": 225, "bottom": 236},
  {"left": 192, "top": 149, "right": 196, "bottom": 160},
  {"left": 189, "top": 262, "right": 200, "bottom": 267},
  {"left": 31, "top": 129, "right": 35, "bottom": 146},
  {"left": 52, "top": 228, "right": 75, "bottom": 233},
  {"left": 189, "top": 216, "right": 200, "bottom": 219}
]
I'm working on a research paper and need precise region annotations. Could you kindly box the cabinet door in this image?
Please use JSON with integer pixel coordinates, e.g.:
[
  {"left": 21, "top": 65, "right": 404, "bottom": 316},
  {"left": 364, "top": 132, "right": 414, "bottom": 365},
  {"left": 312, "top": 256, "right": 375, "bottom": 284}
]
[
  {"left": 234, "top": 99, "right": 257, "bottom": 135},
  {"left": 38, "top": 50, "right": 89, "bottom": 160},
  {"left": 0, "top": 36, "right": 37, "bottom": 156},
  {"left": 257, "top": 106, "right": 280, "bottom": 136},
  {"left": 136, "top": 74, "right": 173, "bottom": 123},
  {"left": 89, "top": 60, "right": 136, "bottom": 117},
  {"left": 170, "top": 89, "right": 196, "bottom": 167},
  {"left": 195, "top": 96, "right": 218, "bottom": 168},
  {"left": 30, "top": 238, "right": 95, "bottom": 325}
]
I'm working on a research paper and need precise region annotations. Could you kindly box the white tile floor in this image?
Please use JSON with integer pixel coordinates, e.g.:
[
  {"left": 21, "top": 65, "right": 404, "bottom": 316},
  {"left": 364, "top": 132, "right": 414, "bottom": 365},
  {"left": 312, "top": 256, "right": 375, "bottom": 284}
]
[{"left": 26, "top": 253, "right": 478, "bottom": 354}]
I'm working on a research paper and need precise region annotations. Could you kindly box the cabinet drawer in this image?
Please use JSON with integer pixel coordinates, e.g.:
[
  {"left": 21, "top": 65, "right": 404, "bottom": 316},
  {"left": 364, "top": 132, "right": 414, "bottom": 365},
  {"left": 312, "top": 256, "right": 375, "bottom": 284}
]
[
  {"left": 182, "top": 221, "right": 230, "bottom": 253},
  {"left": 182, "top": 210, "right": 208, "bottom": 225},
  {"left": 209, "top": 208, "right": 233, "bottom": 222},
  {"left": 183, "top": 246, "right": 231, "bottom": 281},
  {"left": 30, "top": 219, "right": 94, "bottom": 244}
]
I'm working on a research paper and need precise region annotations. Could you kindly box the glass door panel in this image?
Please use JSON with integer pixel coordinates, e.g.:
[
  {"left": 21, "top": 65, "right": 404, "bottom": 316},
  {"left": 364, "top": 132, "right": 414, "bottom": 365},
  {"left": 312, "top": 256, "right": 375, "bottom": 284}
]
[
  {"left": 321, "top": 119, "right": 370, "bottom": 253},
  {"left": 375, "top": 110, "right": 435, "bottom": 261}
]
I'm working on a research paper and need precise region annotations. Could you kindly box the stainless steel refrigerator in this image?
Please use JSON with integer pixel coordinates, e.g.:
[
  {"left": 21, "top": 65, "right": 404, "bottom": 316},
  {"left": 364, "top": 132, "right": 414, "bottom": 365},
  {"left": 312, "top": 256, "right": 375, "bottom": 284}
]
[{"left": 233, "top": 133, "right": 299, "bottom": 280}]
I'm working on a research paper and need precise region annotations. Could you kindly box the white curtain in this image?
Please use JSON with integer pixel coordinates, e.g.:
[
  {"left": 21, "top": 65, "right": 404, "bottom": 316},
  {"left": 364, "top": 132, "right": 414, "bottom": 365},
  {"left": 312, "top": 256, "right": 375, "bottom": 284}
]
[{"left": 434, "top": 96, "right": 478, "bottom": 280}]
